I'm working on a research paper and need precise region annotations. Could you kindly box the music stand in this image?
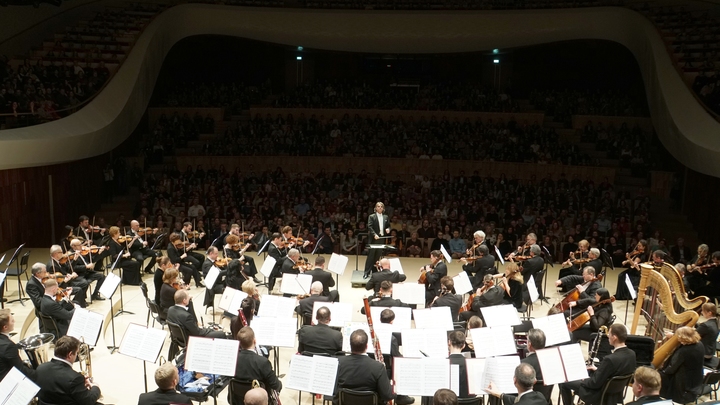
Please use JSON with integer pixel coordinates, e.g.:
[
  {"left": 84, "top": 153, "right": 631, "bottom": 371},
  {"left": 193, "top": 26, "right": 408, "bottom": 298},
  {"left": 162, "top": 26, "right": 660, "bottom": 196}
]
[
  {"left": 5, "top": 244, "right": 26, "bottom": 305},
  {"left": 600, "top": 248, "right": 614, "bottom": 287},
  {"left": 311, "top": 235, "right": 324, "bottom": 255},
  {"left": 0, "top": 254, "right": 6, "bottom": 308},
  {"left": 540, "top": 246, "right": 554, "bottom": 304},
  {"left": 108, "top": 253, "right": 133, "bottom": 317}
]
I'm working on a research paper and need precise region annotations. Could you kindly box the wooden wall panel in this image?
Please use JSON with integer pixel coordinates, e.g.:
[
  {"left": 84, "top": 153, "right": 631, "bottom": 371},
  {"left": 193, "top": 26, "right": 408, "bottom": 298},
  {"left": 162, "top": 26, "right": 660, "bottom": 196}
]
[{"left": 683, "top": 169, "right": 720, "bottom": 249}]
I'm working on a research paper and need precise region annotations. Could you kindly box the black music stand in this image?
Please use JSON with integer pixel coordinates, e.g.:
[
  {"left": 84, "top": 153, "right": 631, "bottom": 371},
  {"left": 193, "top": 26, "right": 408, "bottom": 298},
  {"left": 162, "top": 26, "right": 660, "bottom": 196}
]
[
  {"left": 5, "top": 244, "right": 26, "bottom": 305},
  {"left": 600, "top": 248, "right": 614, "bottom": 287},
  {"left": 108, "top": 253, "right": 134, "bottom": 317},
  {"left": 106, "top": 253, "right": 124, "bottom": 353},
  {"left": 540, "top": 246, "right": 553, "bottom": 304},
  {"left": 0, "top": 254, "right": 7, "bottom": 308}
]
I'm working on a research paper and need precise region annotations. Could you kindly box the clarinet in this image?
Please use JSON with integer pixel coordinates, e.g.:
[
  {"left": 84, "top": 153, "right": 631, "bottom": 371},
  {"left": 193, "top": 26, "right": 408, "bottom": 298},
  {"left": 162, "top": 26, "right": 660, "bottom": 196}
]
[
  {"left": 362, "top": 297, "right": 384, "bottom": 364},
  {"left": 586, "top": 325, "right": 608, "bottom": 365}
]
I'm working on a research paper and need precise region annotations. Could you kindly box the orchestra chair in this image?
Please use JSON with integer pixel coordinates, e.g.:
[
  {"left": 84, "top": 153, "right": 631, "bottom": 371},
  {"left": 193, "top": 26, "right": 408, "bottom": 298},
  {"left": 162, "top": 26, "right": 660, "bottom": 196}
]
[
  {"left": 338, "top": 388, "right": 379, "bottom": 405},
  {"left": 166, "top": 320, "right": 188, "bottom": 359},
  {"left": 37, "top": 312, "right": 60, "bottom": 339},
  {"left": 457, "top": 396, "right": 483, "bottom": 405},
  {"left": 453, "top": 321, "right": 467, "bottom": 331},
  {"left": 139, "top": 282, "right": 166, "bottom": 328},
  {"left": 596, "top": 373, "right": 634, "bottom": 405},
  {"left": 533, "top": 380, "right": 553, "bottom": 403},
  {"left": 302, "top": 311, "right": 313, "bottom": 327},
  {"left": 698, "top": 370, "right": 720, "bottom": 402},
  {"left": 227, "top": 378, "right": 256, "bottom": 405},
  {"left": 5, "top": 251, "right": 31, "bottom": 304}
]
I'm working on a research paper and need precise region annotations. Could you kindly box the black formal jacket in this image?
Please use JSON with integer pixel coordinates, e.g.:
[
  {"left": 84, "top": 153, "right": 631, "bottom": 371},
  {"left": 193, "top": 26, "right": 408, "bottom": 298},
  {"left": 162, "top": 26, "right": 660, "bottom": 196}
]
[
  {"left": 578, "top": 346, "right": 636, "bottom": 405},
  {"left": 365, "top": 270, "right": 407, "bottom": 294},
  {"left": 367, "top": 213, "right": 390, "bottom": 239},
  {"left": 297, "top": 323, "right": 343, "bottom": 355},
  {"left": 166, "top": 244, "right": 186, "bottom": 266},
  {"left": 0, "top": 333, "right": 37, "bottom": 381},
  {"left": 280, "top": 256, "right": 299, "bottom": 276},
  {"left": 39, "top": 295, "right": 75, "bottom": 337},
  {"left": 521, "top": 256, "right": 544, "bottom": 283},
  {"left": 295, "top": 295, "right": 330, "bottom": 316},
  {"left": 267, "top": 243, "right": 286, "bottom": 278},
  {"left": 36, "top": 358, "right": 101, "bottom": 405},
  {"left": 501, "top": 390, "right": 549, "bottom": 405},
  {"left": 233, "top": 350, "right": 282, "bottom": 392},
  {"left": 137, "top": 388, "right": 192, "bottom": 405},
  {"left": 167, "top": 305, "right": 211, "bottom": 338},
  {"left": 558, "top": 275, "right": 601, "bottom": 309},
  {"left": 26, "top": 276, "right": 45, "bottom": 311},
  {"left": 159, "top": 283, "right": 177, "bottom": 315},
  {"left": 334, "top": 354, "right": 394, "bottom": 405},
  {"left": 471, "top": 286, "right": 505, "bottom": 312},
  {"left": 449, "top": 353, "right": 470, "bottom": 398},
  {"left": 361, "top": 296, "right": 411, "bottom": 314},
  {"left": 433, "top": 293, "right": 462, "bottom": 322},
  {"left": 426, "top": 262, "right": 448, "bottom": 297},
  {"left": 697, "top": 318, "right": 719, "bottom": 357},
  {"left": 670, "top": 245, "right": 692, "bottom": 264},
  {"left": 587, "top": 258, "right": 603, "bottom": 276},
  {"left": 626, "top": 395, "right": 665, "bottom": 405},
  {"left": 69, "top": 255, "right": 94, "bottom": 277},
  {"left": 660, "top": 341, "right": 704, "bottom": 403},
  {"left": 305, "top": 268, "right": 335, "bottom": 295},
  {"left": 521, "top": 352, "right": 543, "bottom": 382}
]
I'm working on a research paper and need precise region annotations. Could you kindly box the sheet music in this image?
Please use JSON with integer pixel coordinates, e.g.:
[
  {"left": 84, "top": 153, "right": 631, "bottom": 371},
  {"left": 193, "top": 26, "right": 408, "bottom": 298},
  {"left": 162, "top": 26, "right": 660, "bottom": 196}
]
[
  {"left": 401, "top": 328, "right": 448, "bottom": 358},
  {"left": 450, "top": 364, "right": 460, "bottom": 396},
  {"left": 369, "top": 306, "right": 412, "bottom": 332},
  {"left": 440, "top": 245, "right": 452, "bottom": 263},
  {"left": 494, "top": 246, "right": 505, "bottom": 265},
  {"left": 250, "top": 317, "right": 297, "bottom": 347},
  {"left": 394, "top": 357, "right": 450, "bottom": 396},
  {"left": 532, "top": 313, "right": 571, "bottom": 346},
  {"left": 257, "top": 295, "right": 296, "bottom": 319},
  {"left": 0, "top": 367, "right": 39, "bottom": 405},
  {"left": 98, "top": 271, "right": 121, "bottom": 299},
  {"left": 217, "top": 287, "right": 249, "bottom": 314},
  {"left": 453, "top": 272, "right": 473, "bottom": 295},
  {"left": 480, "top": 304, "right": 522, "bottom": 327},
  {"left": 205, "top": 265, "right": 221, "bottom": 289},
  {"left": 285, "top": 354, "right": 339, "bottom": 396},
  {"left": 0, "top": 271, "right": 6, "bottom": 288},
  {"left": 312, "top": 301, "right": 352, "bottom": 327},
  {"left": 466, "top": 358, "right": 487, "bottom": 395},
  {"left": 535, "top": 347, "right": 567, "bottom": 385},
  {"left": 527, "top": 275, "right": 540, "bottom": 303},
  {"left": 185, "top": 336, "right": 239, "bottom": 376},
  {"left": 327, "top": 253, "right": 348, "bottom": 276},
  {"left": 392, "top": 283, "right": 425, "bottom": 305},
  {"left": 482, "top": 355, "right": 520, "bottom": 394},
  {"left": 341, "top": 322, "right": 393, "bottom": 354},
  {"left": 625, "top": 274, "right": 637, "bottom": 299},
  {"left": 259, "top": 256, "right": 276, "bottom": 278},
  {"left": 118, "top": 323, "right": 167, "bottom": 363},
  {"left": 280, "top": 273, "right": 313, "bottom": 296},
  {"left": 558, "top": 344, "right": 589, "bottom": 382},
  {"left": 66, "top": 308, "right": 103, "bottom": 346},
  {"left": 413, "top": 306, "right": 454, "bottom": 331},
  {"left": 388, "top": 258, "right": 404, "bottom": 274},
  {"left": 469, "top": 327, "right": 517, "bottom": 358}
]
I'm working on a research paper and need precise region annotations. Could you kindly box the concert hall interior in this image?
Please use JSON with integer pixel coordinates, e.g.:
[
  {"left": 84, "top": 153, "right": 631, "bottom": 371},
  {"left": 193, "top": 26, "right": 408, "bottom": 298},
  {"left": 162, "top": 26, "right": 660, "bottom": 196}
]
[{"left": 1, "top": 1, "right": 720, "bottom": 405}]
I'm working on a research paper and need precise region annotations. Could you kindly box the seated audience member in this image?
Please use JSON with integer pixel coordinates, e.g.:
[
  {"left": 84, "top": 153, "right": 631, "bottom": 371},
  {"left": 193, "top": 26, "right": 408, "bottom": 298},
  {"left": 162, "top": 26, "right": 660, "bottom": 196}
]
[
  {"left": 167, "top": 289, "right": 226, "bottom": 339},
  {"left": 0, "top": 309, "right": 37, "bottom": 381},
  {"left": 334, "top": 330, "right": 394, "bottom": 405},
  {"left": 484, "top": 363, "right": 548, "bottom": 405},
  {"left": 366, "top": 258, "right": 407, "bottom": 294},
  {"left": 559, "top": 324, "right": 636, "bottom": 405},
  {"left": 297, "top": 306, "right": 342, "bottom": 355},
  {"left": 233, "top": 326, "right": 282, "bottom": 400},
  {"left": 659, "top": 326, "right": 704, "bottom": 403},
  {"left": 627, "top": 366, "right": 663, "bottom": 405},
  {"left": 138, "top": 362, "right": 192, "bottom": 405}
]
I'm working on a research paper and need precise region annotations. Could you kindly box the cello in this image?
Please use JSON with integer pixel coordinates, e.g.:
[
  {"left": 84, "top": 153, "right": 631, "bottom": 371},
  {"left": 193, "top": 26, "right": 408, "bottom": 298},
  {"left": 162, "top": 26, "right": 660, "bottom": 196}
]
[
  {"left": 553, "top": 274, "right": 603, "bottom": 312},
  {"left": 567, "top": 296, "right": 615, "bottom": 332}
]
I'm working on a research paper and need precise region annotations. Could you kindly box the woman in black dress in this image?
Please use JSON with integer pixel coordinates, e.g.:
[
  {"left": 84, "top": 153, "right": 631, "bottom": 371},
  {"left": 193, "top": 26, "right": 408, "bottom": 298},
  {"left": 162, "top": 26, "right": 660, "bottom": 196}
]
[
  {"left": 660, "top": 326, "right": 705, "bottom": 403},
  {"left": 615, "top": 239, "right": 648, "bottom": 300},
  {"left": 571, "top": 288, "right": 614, "bottom": 343}
]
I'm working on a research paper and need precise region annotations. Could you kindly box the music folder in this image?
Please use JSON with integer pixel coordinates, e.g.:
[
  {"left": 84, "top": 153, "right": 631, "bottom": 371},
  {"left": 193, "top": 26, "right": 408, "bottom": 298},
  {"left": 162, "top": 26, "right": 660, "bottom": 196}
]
[
  {"left": 67, "top": 308, "right": 104, "bottom": 347},
  {"left": 118, "top": 323, "right": 167, "bottom": 363},
  {"left": 285, "top": 354, "right": 339, "bottom": 396},
  {"left": 535, "top": 343, "right": 589, "bottom": 385},
  {"left": 185, "top": 336, "right": 240, "bottom": 376},
  {"left": 0, "top": 367, "right": 39, "bottom": 405}
]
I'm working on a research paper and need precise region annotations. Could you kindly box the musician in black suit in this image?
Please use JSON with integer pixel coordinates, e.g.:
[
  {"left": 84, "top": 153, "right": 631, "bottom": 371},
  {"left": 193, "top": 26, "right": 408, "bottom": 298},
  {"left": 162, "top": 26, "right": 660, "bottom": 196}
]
[
  {"left": 555, "top": 267, "right": 602, "bottom": 312},
  {"left": 423, "top": 250, "right": 447, "bottom": 306},
  {"left": 365, "top": 258, "right": 407, "bottom": 295},
  {"left": 107, "top": 226, "right": 142, "bottom": 285},
  {"left": 267, "top": 233, "right": 286, "bottom": 291},
  {"left": 459, "top": 274, "right": 505, "bottom": 322},
  {"left": 27, "top": 263, "right": 49, "bottom": 311},
  {"left": 129, "top": 220, "right": 160, "bottom": 274},
  {"left": 49, "top": 245, "right": 90, "bottom": 307},
  {"left": 334, "top": 329, "right": 394, "bottom": 405},
  {"left": 297, "top": 306, "right": 342, "bottom": 355},
  {"left": 39, "top": 279, "right": 75, "bottom": 338},
  {"left": 233, "top": 327, "right": 282, "bottom": 397},
  {"left": 670, "top": 238, "right": 692, "bottom": 265},
  {"left": 559, "top": 324, "right": 636, "bottom": 405},
  {"left": 305, "top": 256, "right": 339, "bottom": 302},
  {"left": 295, "top": 282, "right": 331, "bottom": 316},
  {"left": 431, "top": 276, "right": 462, "bottom": 322},
  {"left": 166, "top": 289, "right": 226, "bottom": 339},
  {"left": 224, "top": 224, "right": 259, "bottom": 281},
  {"left": 279, "top": 249, "right": 302, "bottom": 297},
  {"left": 75, "top": 215, "right": 106, "bottom": 246},
  {"left": 461, "top": 244, "right": 495, "bottom": 289},
  {"left": 167, "top": 233, "right": 203, "bottom": 288},
  {"left": 365, "top": 202, "right": 390, "bottom": 278},
  {"left": 521, "top": 245, "right": 545, "bottom": 303},
  {"left": 627, "top": 367, "right": 663, "bottom": 405},
  {"left": 36, "top": 336, "right": 102, "bottom": 405},
  {"left": 485, "top": 363, "right": 549, "bottom": 405},
  {"left": 522, "top": 328, "right": 545, "bottom": 384},
  {"left": 68, "top": 238, "right": 106, "bottom": 301},
  {"left": 138, "top": 362, "right": 192, "bottom": 405},
  {"left": 201, "top": 247, "right": 226, "bottom": 307},
  {"left": 0, "top": 309, "right": 36, "bottom": 381},
  {"left": 362, "top": 281, "right": 411, "bottom": 314},
  {"left": 448, "top": 331, "right": 471, "bottom": 398},
  {"left": 572, "top": 288, "right": 614, "bottom": 343},
  {"left": 179, "top": 222, "right": 206, "bottom": 271}
]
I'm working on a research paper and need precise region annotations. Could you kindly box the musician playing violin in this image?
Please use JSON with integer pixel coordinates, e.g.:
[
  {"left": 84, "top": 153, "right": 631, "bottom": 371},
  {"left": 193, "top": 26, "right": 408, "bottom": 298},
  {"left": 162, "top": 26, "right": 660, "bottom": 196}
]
[
  {"left": 75, "top": 215, "right": 105, "bottom": 246},
  {"left": 178, "top": 222, "right": 206, "bottom": 275},
  {"left": 48, "top": 245, "right": 90, "bottom": 307},
  {"left": 201, "top": 247, "right": 227, "bottom": 307},
  {"left": 224, "top": 224, "right": 259, "bottom": 282},
  {"left": 559, "top": 239, "right": 590, "bottom": 279},
  {"left": 423, "top": 250, "right": 447, "bottom": 306},
  {"left": 108, "top": 226, "right": 142, "bottom": 285},
  {"left": 68, "top": 238, "right": 106, "bottom": 302},
  {"left": 266, "top": 233, "right": 287, "bottom": 292},
  {"left": 128, "top": 220, "right": 159, "bottom": 275},
  {"left": 555, "top": 267, "right": 602, "bottom": 315},
  {"left": 615, "top": 239, "right": 648, "bottom": 300},
  {"left": 460, "top": 232, "right": 494, "bottom": 286},
  {"left": 167, "top": 233, "right": 204, "bottom": 288}
]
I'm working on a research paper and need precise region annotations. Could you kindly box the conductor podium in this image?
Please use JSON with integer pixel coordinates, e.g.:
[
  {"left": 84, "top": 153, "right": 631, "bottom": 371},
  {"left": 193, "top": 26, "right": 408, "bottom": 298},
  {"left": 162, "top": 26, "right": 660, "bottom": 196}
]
[{"left": 351, "top": 243, "right": 396, "bottom": 288}]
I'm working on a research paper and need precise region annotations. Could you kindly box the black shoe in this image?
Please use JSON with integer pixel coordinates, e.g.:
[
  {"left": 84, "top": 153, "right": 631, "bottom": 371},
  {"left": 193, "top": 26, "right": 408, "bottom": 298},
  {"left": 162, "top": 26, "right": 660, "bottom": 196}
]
[
  {"left": 252, "top": 277, "right": 261, "bottom": 284},
  {"left": 396, "top": 395, "right": 415, "bottom": 405},
  {"left": 92, "top": 294, "right": 106, "bottom": 301},
  {"left": 363, "top": 273, "right": 370, "bottom": 279},
  {"left": 144, "top": 270, "right": 154, "bottom": 274}
]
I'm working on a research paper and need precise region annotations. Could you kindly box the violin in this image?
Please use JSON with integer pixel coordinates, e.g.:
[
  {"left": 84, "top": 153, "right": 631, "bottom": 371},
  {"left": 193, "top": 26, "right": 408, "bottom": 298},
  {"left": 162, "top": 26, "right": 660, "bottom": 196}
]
[
  {"left": 172, "top": 278, "right": 188, "bottom": 290},
  {"left": 136, "top": 227, "right": 157, "bottom": 236},
  {"left": 88, "top": 226, "right": 106, "bottom": 234},
  {"left": 214, "top": 257, "right": 232, "bottom": 268},
  {"left": 55, "top": 287, "right": 72, "bottom": 302},
  {"left": 77, "top": 245, "right": 103, "bottom": 256},
  {"left": 58, "top": 251, "right": 76, "bottom": 265},
  {"left": 232, "top": 242, "right": 251, "bottom": 253},
  {"left": 42, "top": 273, "right": 66, "bottom": 285},
  {"left": 172, "top": 240, "right": 191, "bottom": 249},
  {"left": 292, "top": 257, "right": 312, "bottom": 272},
  {"left": 188, "top": 230, "right": 205, "bottom": 239}
]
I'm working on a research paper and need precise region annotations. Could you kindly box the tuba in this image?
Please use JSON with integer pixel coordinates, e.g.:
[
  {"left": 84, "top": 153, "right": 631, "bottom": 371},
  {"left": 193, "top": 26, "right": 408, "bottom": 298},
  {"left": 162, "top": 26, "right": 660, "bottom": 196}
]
[
  {"left": 18, "top": 333, "right": 55, "bottom": 368},
  {"left": 77, "top": 338, "right": 93, "bottom": 379}
]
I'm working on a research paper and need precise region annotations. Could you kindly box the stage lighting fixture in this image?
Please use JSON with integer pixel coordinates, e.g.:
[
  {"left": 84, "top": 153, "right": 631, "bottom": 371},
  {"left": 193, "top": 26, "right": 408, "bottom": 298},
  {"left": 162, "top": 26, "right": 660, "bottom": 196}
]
[
  {"left": 296, "top": 56, "right": 302, "bottom": 60},
  {"left": 493, "top": 59, "right": 500, "bottom": 64},
  {"left": 297, "top": 46, "right": 303, "bottom": 51},
  {"left": 493, "top": 48, "right": 499, "bottom": 54}
]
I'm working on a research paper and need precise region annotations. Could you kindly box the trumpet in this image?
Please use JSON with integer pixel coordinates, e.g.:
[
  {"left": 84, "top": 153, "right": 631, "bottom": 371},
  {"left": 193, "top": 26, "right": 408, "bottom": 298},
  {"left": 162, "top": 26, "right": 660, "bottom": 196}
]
[{"left": 78, "top": 338, "right": 92, "bottom": 379}]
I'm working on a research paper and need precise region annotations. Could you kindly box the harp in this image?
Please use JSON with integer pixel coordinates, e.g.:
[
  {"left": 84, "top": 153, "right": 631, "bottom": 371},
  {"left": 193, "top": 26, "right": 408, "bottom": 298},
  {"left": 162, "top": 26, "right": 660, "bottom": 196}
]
[{"left": 630, "top": 262, "right": 707, "bottom": 368}]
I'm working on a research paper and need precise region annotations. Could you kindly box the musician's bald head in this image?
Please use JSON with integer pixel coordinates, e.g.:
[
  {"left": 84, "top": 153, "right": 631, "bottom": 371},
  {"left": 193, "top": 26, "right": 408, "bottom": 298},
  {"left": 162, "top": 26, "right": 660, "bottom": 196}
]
[
  {"left": 379, "top": 258, "right": 390, "bottom": 270},
  {"left": 131, "top": 220, "right": 139, "bottom": 227},
  {"left": 244, "top": 387, "right": 268, "bottom": 405},
  {"left": 514, "top": 363, "right": 536, "bottom": 391},
  {"left": 349, "top": 329, "right": 368, "bottom": 354},
  {"left": 316, "top": 306, "right": 331, "bottom": 324},
  {"left": 310, "top": 281, "right": 323, "bottom": 294}
]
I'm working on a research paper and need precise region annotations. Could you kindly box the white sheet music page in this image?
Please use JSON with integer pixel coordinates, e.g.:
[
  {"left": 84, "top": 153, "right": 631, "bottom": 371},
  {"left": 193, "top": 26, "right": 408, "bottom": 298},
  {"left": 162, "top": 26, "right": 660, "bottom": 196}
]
[
  {"left": 450, "top": 364, "right": 460, "bottom": 396},
  {"left": 532, "top": 313, "right": 571, "bottom": 346},
  {"left": 394, "top": 357, "right": 450, "bottom": 396},
  {"left": 98, "top": 271, "right": 121, "bottom": 299},
  {"left": 257, "top": 295, "right": 296, "bottom": 319},
  {"left": 440, "top": 245, "right": 452, "bottom": 263},
  {"left": 392, "top": 283, "right": 425, "bottom": 305},
  {"left": 327, "top": 253, "right": 349, "bottom": 276},
  {"left": 280, "top": 273, "right": 313, "bottom": 296},
  {"left": 251, "top": 317, "right": 297, "bottom": 348},
  {"left": 218, "top": 287, "right": 249, "bottom": 314},
  {"left": 625, "top": 274, "right": 637, "bottom": 299},
  {"left": 388, "top": 258, "right": 404, "bottom": 274},
  {"left": 413, "top": 306, "right": 454, "bottom": 331},
  {"left": 0, "top": 272, "right": 6, "bottom": 289},
  {"left": 312, "top": 301, "right": 352, "bottom": 328},
  {"left": 481, "top": 356, "right": 520, "bottom": 394},
  {"left": 0, "top": 367, "right": 40, "bottom": 405},
  {"left": 453, "top": 272, "right": 473, "bottom": 295},
  {"left": 480, "top": 305, "right": 522, "bottom": 327},
  {"left": 205, "top": 265, "right": 221, "bottom": 289},
  {"left": 118, "top": 323, "right": 167, "bottom": 363},
  {"left": 469, "top": 327, "right": 517, "bottom": 358},
  {"left": 369, "top": 306, "right": 412, "bottom": 332},
  {"left": 527, "top": 275, "right": 540, "bottom": 303},
  {"left": 185, "top": 336, "right": 239, "bottom": 376},
  {"left": 465, "top": 358, "right": 487, "bottom": 395},
  {"left": 341, "top": 322, "right": 393, "bottom": 354},
  {"left": 66, "top": 308, "right": 103, "bottom": 347},
  {"left": 401, "top": 328, "right": 448, "bottom": 358},
  {"left": 259, "top": 256, "right": 276, "bottom": 278},
  {"left": 285, "top": 354, "right": 339, "bottom": 396},
  {"left": 535, "top": 347, "right": 566, "bottom": 385},
  {"left": 558, "top": 344, "right": 589, "bottom": 382}
]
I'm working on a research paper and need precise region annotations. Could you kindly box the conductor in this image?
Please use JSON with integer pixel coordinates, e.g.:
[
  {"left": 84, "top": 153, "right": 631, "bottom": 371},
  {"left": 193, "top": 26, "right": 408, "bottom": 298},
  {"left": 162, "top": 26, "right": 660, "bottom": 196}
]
[{"left": 365, "top": 202, "right": 390, "bottom": 278}]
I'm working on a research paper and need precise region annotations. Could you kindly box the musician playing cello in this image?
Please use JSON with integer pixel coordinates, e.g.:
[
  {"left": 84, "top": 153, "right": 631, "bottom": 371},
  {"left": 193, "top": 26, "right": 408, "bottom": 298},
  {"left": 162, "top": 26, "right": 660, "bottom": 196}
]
[
  {"left": 555, "top": 267, "right": 602, "bottom": 316},
  {"left": 571, "top": 288, "right": 614, "bottom": 343}
]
